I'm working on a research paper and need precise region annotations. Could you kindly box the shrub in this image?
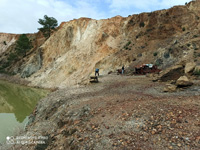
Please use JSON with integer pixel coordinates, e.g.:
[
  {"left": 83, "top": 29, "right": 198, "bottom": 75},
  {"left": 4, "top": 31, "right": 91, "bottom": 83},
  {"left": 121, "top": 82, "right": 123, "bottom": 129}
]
[
  {"left": 0, "top": 68, "right": 6, "bottom": 73},
  {"left": 7, "top": 53, "right": 18, "bottom": 62},
  {"left": 193, "top": 43, "right": 198, "bottom": 50},
  {"left": 3, "top": 41, "right": 7, "bottom": 45},
  {"left": 182, "top": 27, "right": 185, "bottom": 31},
  {"left": 136, "top": 33, "right": 142, "bottom": 39},
  {"left": 187, "top": 43, "right": 191, "bottom": 47},
  {"left": 193, "top": 70, "right": 200, "bottom": 76},
  {"left": 168, "top": 48, "right": 173, "bottom": 52},
  {"left": 192, "top": 43, "right": 197, "bottom": 49},
  {"left": 2, "top": 62, "right": 10, "bottom": 69},
  {"left": 155, "top": 59, "right": 163, "bottom": 66},
  {"left": 153, "top": 52, "right": 158, "bottom": 56},
  {"left": 139, "top": 22, "right": 145, "bottom": 27},
  {"left": 153, "top": 52, "right": 157, "bottom": 56},
  {"left": 124, "top": 41, "right": 131, "bottom": 50},
  {"left": 126, "top": 41, "right": 131, "bottom": 46},
  {"left": 164, "top": 52, "right": 170, "bottom": 59}
]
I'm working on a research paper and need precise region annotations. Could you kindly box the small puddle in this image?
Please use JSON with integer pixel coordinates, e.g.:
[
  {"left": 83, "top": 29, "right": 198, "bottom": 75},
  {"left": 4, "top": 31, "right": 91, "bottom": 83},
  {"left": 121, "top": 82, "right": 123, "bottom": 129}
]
[{"left": 0, "top": 80, "right": 49, "bottom": 144}]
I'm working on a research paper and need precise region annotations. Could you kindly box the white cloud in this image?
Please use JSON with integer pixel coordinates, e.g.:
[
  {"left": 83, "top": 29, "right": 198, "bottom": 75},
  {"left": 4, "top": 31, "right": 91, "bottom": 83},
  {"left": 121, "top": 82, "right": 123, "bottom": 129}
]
[
  {"left": 108, "top": 0, "right": 192, "bottom": 15},
  {"left": 0, "top": 0, "right": 106, "bottom": 34},
  {"left": 0, "top": 0, "right": 193, "bottom": 34}
]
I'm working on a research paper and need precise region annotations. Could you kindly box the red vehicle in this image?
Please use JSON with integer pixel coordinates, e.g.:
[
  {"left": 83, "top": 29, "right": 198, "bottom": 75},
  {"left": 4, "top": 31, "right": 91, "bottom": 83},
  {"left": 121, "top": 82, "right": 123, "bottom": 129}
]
[{"left": 135, "top": 64, "right": 161, "bottom": 75}]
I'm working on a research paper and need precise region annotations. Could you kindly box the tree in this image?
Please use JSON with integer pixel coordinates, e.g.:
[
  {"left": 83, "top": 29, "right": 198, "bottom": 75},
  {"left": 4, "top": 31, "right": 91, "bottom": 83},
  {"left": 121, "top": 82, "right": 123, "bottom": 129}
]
[
  {"left": 38, "top": 15, "right": 58, "bottom": 38},
  {"left": 15, "top": 34, "right": 32, "bottom": 57},
  {"left": 8, "top": 52, "right": 18, "bottom": 62}
]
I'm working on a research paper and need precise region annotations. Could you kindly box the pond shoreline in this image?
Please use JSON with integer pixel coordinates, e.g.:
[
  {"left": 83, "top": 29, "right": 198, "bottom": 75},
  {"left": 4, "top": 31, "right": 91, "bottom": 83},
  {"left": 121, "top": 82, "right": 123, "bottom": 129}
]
[
  {"left": 0, "top": 73, "right": 57, "bottom": 92},
  {"left": 0, "top": 79, "right": 49, "bottom": 146},
  {"left": 0, "top": 73, "right": 30, "bottom": 86}
]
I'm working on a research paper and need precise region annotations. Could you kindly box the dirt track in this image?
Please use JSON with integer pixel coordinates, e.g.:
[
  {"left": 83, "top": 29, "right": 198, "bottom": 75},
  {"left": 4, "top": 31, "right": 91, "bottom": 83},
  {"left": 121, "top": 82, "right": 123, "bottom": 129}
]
[{"left": 6, "top": 74, "right": 200, "bottom": 150}]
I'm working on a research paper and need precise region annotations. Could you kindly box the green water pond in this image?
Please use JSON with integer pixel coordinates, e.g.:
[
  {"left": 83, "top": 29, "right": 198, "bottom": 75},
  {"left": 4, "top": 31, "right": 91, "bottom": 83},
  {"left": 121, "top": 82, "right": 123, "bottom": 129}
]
[{"left": 0, "top": 80, "right": 49, "bottom": 143}]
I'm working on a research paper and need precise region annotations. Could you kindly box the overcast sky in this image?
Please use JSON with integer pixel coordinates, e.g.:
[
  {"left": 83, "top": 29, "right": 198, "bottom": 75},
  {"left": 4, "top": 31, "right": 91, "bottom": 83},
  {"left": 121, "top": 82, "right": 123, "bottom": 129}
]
[{"left": 0, "top": 0, "right": 192, "bottom": 34}]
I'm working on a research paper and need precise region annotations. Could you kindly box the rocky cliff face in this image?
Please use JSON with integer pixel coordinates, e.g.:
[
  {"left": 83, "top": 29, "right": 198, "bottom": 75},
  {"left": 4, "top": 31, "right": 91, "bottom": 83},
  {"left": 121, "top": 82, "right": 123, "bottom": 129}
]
[
  {"left": 28, "top": 17, "right": 126, "bottom": 88},
  {"left": 0, "top": 33, "right": 18, "bottom": 55},
  {"left": 1, "top": 0, "right": 200, "bottom": 88},
  {"left": 0, "top": 32, "right": 45, "bottom": 77}
]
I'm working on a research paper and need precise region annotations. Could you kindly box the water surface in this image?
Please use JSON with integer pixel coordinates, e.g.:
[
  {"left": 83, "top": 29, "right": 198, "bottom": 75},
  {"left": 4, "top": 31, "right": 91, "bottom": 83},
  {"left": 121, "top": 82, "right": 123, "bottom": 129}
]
[{"left": 0, "top": 80, "right": 48, "bottom": 143}]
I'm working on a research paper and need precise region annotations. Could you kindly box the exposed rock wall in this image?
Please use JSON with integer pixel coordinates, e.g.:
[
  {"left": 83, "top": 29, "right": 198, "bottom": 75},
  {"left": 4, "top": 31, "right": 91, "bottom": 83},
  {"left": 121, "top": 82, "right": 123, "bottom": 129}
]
[
  {"left": 0, "top": 31, "right": 45, "bottom": 76},
  {"left": 21, "top": 49, "right": 43, "bottom": 78},
  {"left": 0, "top": 33, "right": 18, "bottom": 55},
  {"left": 28, "top": 17, "right": 127, "bottom": 88},
  {"left": 1, "top": 0, "right": 200, "bottom": 88},
  {"left": 28, "top": 0, "right": 200, "bottom": 88}
]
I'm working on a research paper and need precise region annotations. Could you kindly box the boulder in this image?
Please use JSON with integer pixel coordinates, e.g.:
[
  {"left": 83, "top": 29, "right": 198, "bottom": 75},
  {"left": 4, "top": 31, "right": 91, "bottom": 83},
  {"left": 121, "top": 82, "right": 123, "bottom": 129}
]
[
  {"left": 176, "top": 76, "right": 193, "bottom": 87},
  {"left": 157, "top": 65, "right": 184, "bottom": 82},
  {"left": 163, "top": 84, "right": 177, "bottom": 92},
  {"left": 185, "top": 62, "right": 196, "bottom": 74},
  {"left": 90, "top": 76, "right": 98, "bottom": 83}
]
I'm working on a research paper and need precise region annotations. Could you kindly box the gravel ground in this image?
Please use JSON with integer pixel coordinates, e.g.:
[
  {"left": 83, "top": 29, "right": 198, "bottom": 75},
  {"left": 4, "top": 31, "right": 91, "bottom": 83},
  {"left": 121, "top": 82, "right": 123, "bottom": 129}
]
[{"left": 3, "top": 74, "right": 200, "bottom": 150}]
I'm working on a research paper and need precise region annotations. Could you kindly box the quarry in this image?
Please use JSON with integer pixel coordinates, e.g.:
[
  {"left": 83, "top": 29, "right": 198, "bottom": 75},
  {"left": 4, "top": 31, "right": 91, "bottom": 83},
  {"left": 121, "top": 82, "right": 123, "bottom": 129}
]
[{"left": 0, "top": 0, "right": 200, "bottom": 149}]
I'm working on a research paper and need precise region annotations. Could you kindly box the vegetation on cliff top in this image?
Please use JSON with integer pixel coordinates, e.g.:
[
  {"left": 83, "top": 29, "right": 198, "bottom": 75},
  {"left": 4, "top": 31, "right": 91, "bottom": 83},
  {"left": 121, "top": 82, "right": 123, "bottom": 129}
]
[{"left": 38, "top": 15, "right": 58, "bottom": 39}]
